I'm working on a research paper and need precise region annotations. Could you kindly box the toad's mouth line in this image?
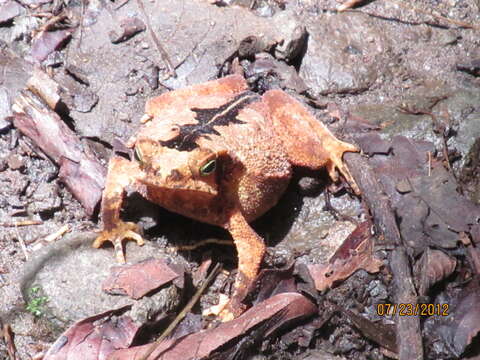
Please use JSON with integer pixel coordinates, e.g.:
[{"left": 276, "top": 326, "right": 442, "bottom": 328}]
[{"left": 138, "top": 177, "right": 218, "bottom": 196}]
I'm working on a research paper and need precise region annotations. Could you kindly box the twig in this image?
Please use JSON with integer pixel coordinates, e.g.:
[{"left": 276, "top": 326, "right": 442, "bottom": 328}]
[
  {"left": 175, "top": 238, "right": 233, "bottom": 251},
  {"left": 0, "top": 220, "right": 43, "bottom": 227},
  {"left": 387, "top": 0, "right": 480, "bottom": 31},
  {"left": 174, "top": 22, "right": 213, "bottom": 71},
  {"left": 76, "top": 0, "right": 87, "bottom": 57},
  {"left": 44, "top": 224, "right": 70, "bottom": 243},
  {"left": 35, "top": 13, "right": 69, "bottom": 34},
  {"left": 324, "top": 192, "right": 359, "bottom": 225},
  {"left": 427, "top": 151, "right": 432, "bottom": 177},
  {"left": 139, "top": 263, "right": 222, "bottom": 360},
  {"left": 135, "top": 0, "right": 177, "bottom": 78},
  {"left": 14, "top": 226, "right": 29, "bottom": 261}
]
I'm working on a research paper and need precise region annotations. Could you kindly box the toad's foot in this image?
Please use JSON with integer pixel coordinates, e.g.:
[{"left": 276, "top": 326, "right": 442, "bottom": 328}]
[
  {"left": 202, "top": 294, "right": 234, "bottom": 321},
  {"left": 93, "top": 221, "right": 144, "bottom": 263},
  {"left": 202, "top": 294, "right": 245, "bottom": 322},
  {"left": 218, "top": 296, "right": 246, "bottom": 322},
  {"left": 323, "top": 137, "right": 360, "bottom": 195}
]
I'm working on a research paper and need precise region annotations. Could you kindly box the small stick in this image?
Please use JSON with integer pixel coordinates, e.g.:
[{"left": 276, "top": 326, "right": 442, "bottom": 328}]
[
  {"left": 427, "top": 151, "right": 432, "bottom": 177},
  {"left": 0, "top": 220, "right": 43, "bottom": 227},
  {"left": 138, "top": 263, "right": 222, "bottom": 360},
  {"left": 14, "top": 227, "right": 29, "bottom": 261},
  {"left": 136, "top": 0, "right": 177, "bottom": 78},
  {"left": 324, "top": 191, "right": 359, "bottom": 225},
  {"left": 44, "top": 224, "right": 70, "bottom": 243},
  {"left": 35, "top": 13, "right": 68, "bottom": 34},
  {"left": 175, "top": 238, "right": 233, "bottom": 251}
]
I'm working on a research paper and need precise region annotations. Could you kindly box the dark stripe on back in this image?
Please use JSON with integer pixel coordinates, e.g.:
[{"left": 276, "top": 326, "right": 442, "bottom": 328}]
[{"left": 160, "top": 91, "right": 260, "bottom": 151}]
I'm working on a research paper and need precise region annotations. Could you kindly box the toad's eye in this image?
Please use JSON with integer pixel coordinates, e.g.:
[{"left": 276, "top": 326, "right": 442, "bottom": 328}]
[
  {"left": 134, "top": 147, "right": 143, "bottom": 164},
  {"left": 199, "top": 159, "right": 216, "bottom": 176}
]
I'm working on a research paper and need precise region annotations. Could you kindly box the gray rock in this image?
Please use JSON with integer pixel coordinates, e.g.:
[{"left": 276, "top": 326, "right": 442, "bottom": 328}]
[
  {"left": 0, "top": 1, "right": 23, "bottom": 24},
  {"left": 30, "top": 182, "right": 62, "bottom": 213},
  {"left": 271, "top": 9, "right": 307, "bottom": 62},
  {"left": 300, "top": 12, "right": 390, "bottom": 96},
  {"left": 21, "top": 233, "right": 182, "bottom": 325}
]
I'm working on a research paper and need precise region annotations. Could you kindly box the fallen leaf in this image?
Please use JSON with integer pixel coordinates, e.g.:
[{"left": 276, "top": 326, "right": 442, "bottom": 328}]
[
  {"left": 108, "top": 293, "right": 316, "bottom": 359},
  {"left": 337, "top": 305, "right": 397, "bottom": 353},
  {"left": 253, "top": 265, "right": 296, "bottom": 304},
  {"left": 414, "top": 248, "right": 456, "bottom": 296},
  {"left": 44, "top": 308, "right": 139, "bottom": 360},
  {"left": 365, "top": 136, "right": 480, "bottom": 252},
  {"left": 12, "top": 90, "right": 106, "bottom": 215},
  {"left": 103, "top": 258, "right": 180, "bottom": 299},
  {"left": 308, "top": 221, "right": 383, "bottom": 291}
]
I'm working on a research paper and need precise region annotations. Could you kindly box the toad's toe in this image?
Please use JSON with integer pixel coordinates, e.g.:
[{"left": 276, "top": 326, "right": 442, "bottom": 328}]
[
  {"left": 203, "top": 294, "right": 244, "bottom": 322},
  {"left": 93, "top": 221, "right": 144, "bottom": 263},
  {"left": 325, "top": 140, "right": 360, "bottom": 195}
]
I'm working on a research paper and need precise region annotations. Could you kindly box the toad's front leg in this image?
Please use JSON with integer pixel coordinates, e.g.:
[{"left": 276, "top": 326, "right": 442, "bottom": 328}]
[
  {"left": 219, "top": 210, "right": 266, "bottom": 321},
  {"left": 93, "top": 156, "right": 145, "bottom": 263},
  {"left": 263, "top": 90, "right": 360, "bottom": 194}
]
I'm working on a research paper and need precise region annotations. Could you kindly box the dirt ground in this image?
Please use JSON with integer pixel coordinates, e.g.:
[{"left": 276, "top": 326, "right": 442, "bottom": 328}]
[{"left": 1, "top": 0, "right": 480, "bottom": 359}]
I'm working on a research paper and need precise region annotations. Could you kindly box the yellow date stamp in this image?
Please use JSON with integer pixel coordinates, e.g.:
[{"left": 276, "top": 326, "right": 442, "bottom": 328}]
[{"left": 376, "top": 303, "right": 449, "bottom": 317}]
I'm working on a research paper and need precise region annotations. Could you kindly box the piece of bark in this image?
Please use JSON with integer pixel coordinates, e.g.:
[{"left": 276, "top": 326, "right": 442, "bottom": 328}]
[
  {"left": 27, "top": 67, "right": 61, "bottom": 110},
  {"left": 436, "top": 276, "right": 480, "bottom": 357},
  {"left": 109, "top": 17, "right": 146, "bottom": 44},
  {"left": 12, "top": 90, "right": 105, "bottom": 215},
  {"left": 344, "top": 152, "right": 423, "bottom": 360},
  {"left": 31, "top": 29, "right": 73, "bottom": 62}
]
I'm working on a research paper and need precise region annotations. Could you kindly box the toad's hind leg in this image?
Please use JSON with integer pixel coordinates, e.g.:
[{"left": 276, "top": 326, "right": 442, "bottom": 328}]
[
  {"left": 219, "top": 211, "right": 266, "bottom": 321},
  {"left": 262, "top": 90, "right": 360, "bottom": 194}
]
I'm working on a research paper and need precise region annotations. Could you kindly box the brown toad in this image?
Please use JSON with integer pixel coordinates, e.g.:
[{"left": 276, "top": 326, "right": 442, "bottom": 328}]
[{"left": 94, "top": 75, "right": 359, "bottom": 320}]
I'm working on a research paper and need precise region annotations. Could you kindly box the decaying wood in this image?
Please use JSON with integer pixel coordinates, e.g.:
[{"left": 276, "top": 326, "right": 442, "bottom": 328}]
[
  {"left": 12, "top": 90, "right": 105, "bottom": 215},
  {"left": 344, "top": 152, "right": 423, "bottom": 360}
]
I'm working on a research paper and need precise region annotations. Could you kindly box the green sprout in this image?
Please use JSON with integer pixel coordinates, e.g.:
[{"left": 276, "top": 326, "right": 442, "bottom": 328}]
[{"left": 26, "top": 286, "right": 49, "bottom": 317}]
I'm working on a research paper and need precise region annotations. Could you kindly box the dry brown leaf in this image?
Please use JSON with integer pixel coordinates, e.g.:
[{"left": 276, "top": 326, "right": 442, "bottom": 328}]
[
  {"left": 103, "top": 258, "right": 180, "bottom": 299},
  {"left": 108, "top": 293, "right": 316, "bottom": 360},
  {"left": 414, "top": 248, "right": 456, "bottom": 296},
  {"left": 308, "top": 221, "right": 383, "bottom": 291}
]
